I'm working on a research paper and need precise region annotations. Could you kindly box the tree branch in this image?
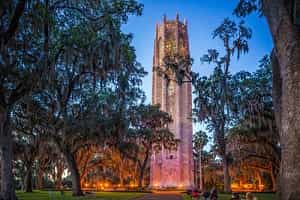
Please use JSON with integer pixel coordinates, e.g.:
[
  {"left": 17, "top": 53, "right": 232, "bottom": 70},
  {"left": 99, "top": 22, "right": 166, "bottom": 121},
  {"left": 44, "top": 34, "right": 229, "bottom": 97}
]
[{"left": 1, "top": 0, "right": 26, "bottom": 45}]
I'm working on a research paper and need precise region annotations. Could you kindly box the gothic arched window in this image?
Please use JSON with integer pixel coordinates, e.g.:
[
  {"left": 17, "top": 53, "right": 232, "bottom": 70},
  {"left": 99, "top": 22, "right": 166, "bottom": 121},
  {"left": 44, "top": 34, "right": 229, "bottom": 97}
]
[
  {"left": 165, "top": 40, "right": 176, "bottom": 55},
  {"left": 167, "top": 81, "right": 176, "bottom": 116},
  {"left": 158, "top": 38, "right": 163, "bottom": 65}
]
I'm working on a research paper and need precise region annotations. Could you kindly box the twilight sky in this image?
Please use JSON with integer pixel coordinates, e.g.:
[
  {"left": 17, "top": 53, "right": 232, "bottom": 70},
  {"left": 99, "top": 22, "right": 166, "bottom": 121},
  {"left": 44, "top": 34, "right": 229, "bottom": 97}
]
[{"left": 122, "top": 0, "right": 273, "bottom": 133}]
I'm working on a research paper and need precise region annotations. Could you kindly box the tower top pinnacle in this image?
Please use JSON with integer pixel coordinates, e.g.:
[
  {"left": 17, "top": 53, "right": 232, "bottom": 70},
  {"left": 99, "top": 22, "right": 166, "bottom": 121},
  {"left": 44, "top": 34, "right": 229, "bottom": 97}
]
[
  {"left": 159, "top": 14, "right": 187, "bottom": 26},
  {"left": 184, "top": 18, "right": 187, "bottom": 25}
]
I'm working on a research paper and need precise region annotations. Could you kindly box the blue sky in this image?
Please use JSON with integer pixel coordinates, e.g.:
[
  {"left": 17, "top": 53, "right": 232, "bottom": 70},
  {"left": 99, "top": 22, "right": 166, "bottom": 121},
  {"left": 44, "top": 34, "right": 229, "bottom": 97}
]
[{"left": 122, "top": 0, "right": 273, "bottom": 134}]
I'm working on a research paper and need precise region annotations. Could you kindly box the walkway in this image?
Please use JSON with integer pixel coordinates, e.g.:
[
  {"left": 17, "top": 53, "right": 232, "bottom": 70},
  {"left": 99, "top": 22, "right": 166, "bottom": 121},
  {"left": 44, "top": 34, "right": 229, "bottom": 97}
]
[{"left": 134, "top": 192, "right": 183, "bottom": 200}]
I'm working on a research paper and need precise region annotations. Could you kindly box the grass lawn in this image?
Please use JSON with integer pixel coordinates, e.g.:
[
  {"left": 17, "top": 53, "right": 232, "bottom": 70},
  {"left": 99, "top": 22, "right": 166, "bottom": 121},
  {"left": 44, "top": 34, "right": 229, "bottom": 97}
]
[
  {"left": 16, "top": 190, "right": 146, "bottom": 200},
  {"left": 182, "top": 193, "right": 277, "bottom": 200}
]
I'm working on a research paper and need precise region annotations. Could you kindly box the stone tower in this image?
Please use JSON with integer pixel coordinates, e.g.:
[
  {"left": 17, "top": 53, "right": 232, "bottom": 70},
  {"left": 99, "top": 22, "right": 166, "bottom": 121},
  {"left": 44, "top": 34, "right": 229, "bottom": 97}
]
[{"left": 150, "top": 14, "right": 194, "bottom": 189}]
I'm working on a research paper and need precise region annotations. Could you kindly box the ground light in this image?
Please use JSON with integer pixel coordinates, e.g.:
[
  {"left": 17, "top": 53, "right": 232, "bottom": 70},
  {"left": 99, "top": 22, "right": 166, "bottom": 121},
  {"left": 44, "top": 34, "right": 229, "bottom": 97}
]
[{"left": 231, "top": 182, "right": 265, "bottom": 192}]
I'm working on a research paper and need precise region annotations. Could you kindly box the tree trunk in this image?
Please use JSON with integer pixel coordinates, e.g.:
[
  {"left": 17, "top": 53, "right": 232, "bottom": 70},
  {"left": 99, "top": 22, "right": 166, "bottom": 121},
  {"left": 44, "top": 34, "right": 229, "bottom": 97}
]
[
  {"left": 138, "top": 167, "right": 144, "bottom": 190},
  {"left": 198, "top": 150, "right": 203, "bottom": 191},
  {"left": 277, "top": 43, "right": 300, "bottom": 200},
  {"left": 138, "top": 152, "right": 149, "bottom": 190},
  {"left": 55, "top": 179, "right": 62, "bottom": 190},
  {"left": 194, "top": 159, "right": 198, "bottom": 188},
  {"left": 24, "top": 166, "right": 33, "bottom": 193},
  {"left": 36, "top": 168, "right": 43, "bottom": 190},
  {"left": 223, "top": 157, "right": 231, "bottom": 193},
  {"left": 263, "top": 1, "right": 300, "bottom": 199},
  {"left": 55, "top": 172, "right": 63, "bottom": 190},
  {"left": 119, "top": 170, "right": 124, "bottom": 187},
  {"left": 271, "top": 50, "right": 282, "bottom": 132},
  {"left": 0, "top": 109, "right": 17, "bottom": 200},
  {"left": 55, "top": 162, "right": 64, "bottom": 190},
  {"left": 270, "top": 167, "right": 276, "bottom": 192},
  {"left": 63, "top": 150, "right": 83, "bottom": 196},
  {"left": 256, "top": 171, "right": 262, "bottom": 190}
]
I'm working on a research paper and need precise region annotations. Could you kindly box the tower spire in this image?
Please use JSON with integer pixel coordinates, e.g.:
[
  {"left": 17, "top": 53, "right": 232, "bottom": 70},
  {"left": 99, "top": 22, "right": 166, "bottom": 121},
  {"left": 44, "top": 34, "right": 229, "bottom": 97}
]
[
  {"left": 184, "top": 18, "right": 187, "bottom": 26},
  {"left": 176, "top": 12, "right": 179, "bottom": 22}
]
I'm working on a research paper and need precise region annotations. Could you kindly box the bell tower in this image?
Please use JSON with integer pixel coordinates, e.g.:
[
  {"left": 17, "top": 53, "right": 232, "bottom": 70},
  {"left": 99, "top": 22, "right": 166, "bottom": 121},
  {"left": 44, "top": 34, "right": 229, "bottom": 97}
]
[{"left": 150, "top": 14, "right": 194, "bottom": 189}]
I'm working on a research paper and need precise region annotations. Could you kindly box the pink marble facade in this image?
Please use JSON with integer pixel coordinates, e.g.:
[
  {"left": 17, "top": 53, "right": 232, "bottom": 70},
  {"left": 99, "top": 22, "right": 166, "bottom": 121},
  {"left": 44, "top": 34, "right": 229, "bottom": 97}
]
[{"left": 150, "top": 14, "right": 194, "bottom": 189}]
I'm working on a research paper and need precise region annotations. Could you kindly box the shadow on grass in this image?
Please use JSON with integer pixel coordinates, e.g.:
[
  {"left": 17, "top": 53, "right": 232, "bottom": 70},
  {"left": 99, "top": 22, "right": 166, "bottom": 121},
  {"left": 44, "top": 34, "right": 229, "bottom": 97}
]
[
  {"left": 16, "top": 190, "right": 146, "bottom": 200},
  {"left": 182, "top": 193, "right": 277, "bottom": 200}
]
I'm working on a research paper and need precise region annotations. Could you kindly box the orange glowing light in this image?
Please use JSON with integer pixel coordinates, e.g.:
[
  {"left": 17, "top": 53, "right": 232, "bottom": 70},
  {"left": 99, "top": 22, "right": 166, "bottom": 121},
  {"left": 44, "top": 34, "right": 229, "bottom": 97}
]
[
  {"left": 104, "top": 183, "right": 109, "bottom": 187},
  {"left": 85, "top": 183, "right": 88, "bottom": 187},
  {"left": 243, "top": 184, "right": 253, "bottom": 189},
  {"left": 231, "top": 182, "right": 265, "bottom": 192},
  {"left": 259, "top": 184, "right": 265, "bottom": 190},
  {"left": 178, "top": 184, "right": 183, "bottom": 188},
  {"left": 231, "top": 183, "right": 239, "bottom": 189}
]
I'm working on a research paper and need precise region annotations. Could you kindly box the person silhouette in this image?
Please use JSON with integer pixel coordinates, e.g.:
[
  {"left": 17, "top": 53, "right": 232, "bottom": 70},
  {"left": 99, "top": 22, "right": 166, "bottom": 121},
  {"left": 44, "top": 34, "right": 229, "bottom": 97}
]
[{"left": 210, "top": 187, "right": 218, "bottom": 200}]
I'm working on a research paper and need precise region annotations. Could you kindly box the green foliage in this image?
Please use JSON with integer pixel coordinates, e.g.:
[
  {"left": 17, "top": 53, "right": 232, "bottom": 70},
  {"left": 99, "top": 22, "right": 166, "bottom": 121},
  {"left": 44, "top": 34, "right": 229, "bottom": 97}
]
[
  {"left": 231, "top": 55, "right": 275, "bottom": 131},
  {"left": 193, "top": 130, "right": 209, "bottom": 152},
  {"left": 119, "top": 104, "right": 176, "bottom": 166},
  {"left": 128, "top": 104, "right": 176, "bottom": 151},
  {"left": 157, "top": 53, "right": 193, "bottom": 85},
  {"left": 227, "top": 56, "right": 280, "bottom": 180},
  {"left": 1, "top": 0, "right": 146, "bottom": 196},
  {"left": 191, "top": 18, "right": 252, "bottom": 154},
  {"left": 189, "top": 18, "right": 253, "bottom": 192},
  {"left": 213, "top": 19, "right": 251, "bottom": 59},
  {"left": 233, "top": 0, "right": 261, "bottom": 17}
]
